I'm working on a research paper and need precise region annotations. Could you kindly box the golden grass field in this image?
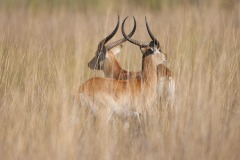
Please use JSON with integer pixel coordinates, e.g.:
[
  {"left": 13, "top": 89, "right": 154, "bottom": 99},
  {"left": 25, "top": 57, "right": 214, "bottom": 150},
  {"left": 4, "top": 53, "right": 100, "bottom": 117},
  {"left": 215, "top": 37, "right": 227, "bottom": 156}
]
[{"left": 0, "top": 1, "right": 239, "bottom": 159}]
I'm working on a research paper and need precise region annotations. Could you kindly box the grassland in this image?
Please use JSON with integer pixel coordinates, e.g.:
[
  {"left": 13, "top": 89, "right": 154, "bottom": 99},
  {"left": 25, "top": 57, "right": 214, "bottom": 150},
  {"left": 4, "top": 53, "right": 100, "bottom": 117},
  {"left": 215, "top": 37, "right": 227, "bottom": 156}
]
[{"left": 0, "top": 1, "right": 239, "bottom": 159}]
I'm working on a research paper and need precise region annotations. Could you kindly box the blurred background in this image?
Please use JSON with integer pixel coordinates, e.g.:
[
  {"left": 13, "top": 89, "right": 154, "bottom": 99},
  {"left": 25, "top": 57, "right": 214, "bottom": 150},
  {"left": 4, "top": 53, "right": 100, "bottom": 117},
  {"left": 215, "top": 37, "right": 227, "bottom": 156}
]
[{"left": 0, "top": 0, "right": 239, "bottom": 11}]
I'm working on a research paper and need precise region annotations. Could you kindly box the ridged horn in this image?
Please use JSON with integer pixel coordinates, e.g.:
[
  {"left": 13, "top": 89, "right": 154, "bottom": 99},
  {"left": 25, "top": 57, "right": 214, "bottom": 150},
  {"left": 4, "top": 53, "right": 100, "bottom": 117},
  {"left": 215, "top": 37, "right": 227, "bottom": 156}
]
[
  {"left": 98, "top": 15, "right": 120, "bottom": 49},
  {"left": 145, "top": 16, "right": 160, "bottom": 48},
  {"left": 122, "top": 16, "right": 147, "bottom": 47},
  {"left": 106, "top": 17, "right": 136, "bottom": 50}
]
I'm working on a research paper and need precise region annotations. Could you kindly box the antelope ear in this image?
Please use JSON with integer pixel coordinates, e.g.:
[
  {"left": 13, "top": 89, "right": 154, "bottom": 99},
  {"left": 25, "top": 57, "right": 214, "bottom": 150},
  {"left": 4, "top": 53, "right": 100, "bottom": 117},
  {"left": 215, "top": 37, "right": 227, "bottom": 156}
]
[{"left": 110, "top": 44, "right": 123, "bottom": 56}]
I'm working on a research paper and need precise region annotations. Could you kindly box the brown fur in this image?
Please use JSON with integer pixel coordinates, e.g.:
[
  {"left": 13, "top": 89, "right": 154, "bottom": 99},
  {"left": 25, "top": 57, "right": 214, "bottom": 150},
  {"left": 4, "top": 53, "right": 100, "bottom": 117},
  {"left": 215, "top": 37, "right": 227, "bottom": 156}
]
[
  {"left": 78, "top": 52, "right": 166, "bottom": 113},
  {"left": 103, "top": 49, "right": 173, "bottom": 80},
  {"left": 97, "top": 47, "right": 175, "bottom": 103},
  {"left": 79, "top": 56, "right": 158, "bottom": 97},
  {"left": 103, "top": 50, "right": 142, "bottom": 80},
  {"left": 157, "top": 64, "right": 173, "bottom": 77}
]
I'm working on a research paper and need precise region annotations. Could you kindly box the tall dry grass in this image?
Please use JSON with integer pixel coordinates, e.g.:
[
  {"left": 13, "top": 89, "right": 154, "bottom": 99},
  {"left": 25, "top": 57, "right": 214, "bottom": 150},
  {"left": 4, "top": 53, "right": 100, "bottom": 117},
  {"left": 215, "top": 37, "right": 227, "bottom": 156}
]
[{"left": 0, "top": 3, "right": 239, "bottom": 160}]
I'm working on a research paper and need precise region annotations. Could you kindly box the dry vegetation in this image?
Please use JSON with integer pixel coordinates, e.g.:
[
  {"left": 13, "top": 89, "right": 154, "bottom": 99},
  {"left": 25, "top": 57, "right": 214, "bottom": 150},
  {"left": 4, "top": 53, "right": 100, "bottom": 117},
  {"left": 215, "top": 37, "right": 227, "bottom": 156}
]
[{"left": 0, "top": 1, "right": 239, "bottom": 159}]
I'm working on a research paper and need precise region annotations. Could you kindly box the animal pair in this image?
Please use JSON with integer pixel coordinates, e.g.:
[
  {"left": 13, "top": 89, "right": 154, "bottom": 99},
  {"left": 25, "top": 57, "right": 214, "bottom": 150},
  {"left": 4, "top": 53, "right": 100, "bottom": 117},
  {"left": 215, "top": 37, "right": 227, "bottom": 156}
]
[
  {"left": 86, "top": 16, "right": 175, "bottom": 102},
  {"left": 78, "top": 16, "right": 174, "bottom": 117}
]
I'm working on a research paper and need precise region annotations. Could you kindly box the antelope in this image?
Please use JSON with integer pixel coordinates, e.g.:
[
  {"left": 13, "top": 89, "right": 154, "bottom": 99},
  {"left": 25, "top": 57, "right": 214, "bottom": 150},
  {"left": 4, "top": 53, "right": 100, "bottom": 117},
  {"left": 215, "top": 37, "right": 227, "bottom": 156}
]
[
  {"left": 78, "top": 16, "right": 167, "bottom": 117},
  {"left": 122, "top": 17, "right": 175, "bottom": 103},
  {"left": 88, "top": 16, "right": 142, "bottom": 80},
  {"left": 88, "top": 17, "right": 175, "bottom": 103}
]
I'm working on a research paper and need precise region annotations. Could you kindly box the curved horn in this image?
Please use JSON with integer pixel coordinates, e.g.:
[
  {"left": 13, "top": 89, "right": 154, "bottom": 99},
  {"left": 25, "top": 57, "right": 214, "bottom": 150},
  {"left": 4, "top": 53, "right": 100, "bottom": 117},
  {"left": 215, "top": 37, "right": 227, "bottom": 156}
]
[
  {"left": 106, "top": 17, "right": 136, "bottom": 50},
  {"left": 99, "top": 15, "right": 120, "bottom": 48},
  {"left": 145, "top": 16, "right": 160, "bottom": 48},
  {"left": 122, "top": 16, "right": 147, "bottom": 47}
]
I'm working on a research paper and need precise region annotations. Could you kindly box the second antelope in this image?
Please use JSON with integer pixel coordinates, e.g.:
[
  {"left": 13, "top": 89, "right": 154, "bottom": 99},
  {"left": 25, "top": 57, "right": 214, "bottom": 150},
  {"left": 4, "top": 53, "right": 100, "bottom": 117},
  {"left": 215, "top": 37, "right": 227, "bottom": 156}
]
[{"left": 88, "top": 16, "right": 142, "bottom": 80}]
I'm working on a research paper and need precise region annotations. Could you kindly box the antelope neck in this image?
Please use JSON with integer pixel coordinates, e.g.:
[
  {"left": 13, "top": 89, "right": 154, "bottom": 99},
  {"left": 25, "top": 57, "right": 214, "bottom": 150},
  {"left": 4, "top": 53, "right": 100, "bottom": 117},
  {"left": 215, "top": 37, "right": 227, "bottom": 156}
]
[
  {"left": 141, "top": 51, "right": 154, "bottom": 70},
  {"left": 103, "top": 53, "right": 122, "bottom": 78},
  {"left": 142, "top": 55, "right": 158, "bottom": 87}
]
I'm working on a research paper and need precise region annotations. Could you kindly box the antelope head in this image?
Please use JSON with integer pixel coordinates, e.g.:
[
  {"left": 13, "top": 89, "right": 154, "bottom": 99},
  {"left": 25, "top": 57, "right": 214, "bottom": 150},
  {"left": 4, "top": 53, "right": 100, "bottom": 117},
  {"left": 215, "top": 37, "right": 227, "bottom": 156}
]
[
  {"left": 88, "top": 15, "right": 136, "bottom": 70},
  {"left": 122, "top": 16, "right": 167, "bottom": 68}
]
